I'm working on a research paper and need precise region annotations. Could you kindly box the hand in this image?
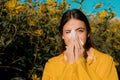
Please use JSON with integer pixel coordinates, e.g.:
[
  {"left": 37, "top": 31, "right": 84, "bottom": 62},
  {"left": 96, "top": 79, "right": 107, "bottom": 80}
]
[
  {"left": 64, "top": 35, "right": 85, "bottom": 64},
  {"left": 74, "top": 35, "right": 85, "bottom": 61}
]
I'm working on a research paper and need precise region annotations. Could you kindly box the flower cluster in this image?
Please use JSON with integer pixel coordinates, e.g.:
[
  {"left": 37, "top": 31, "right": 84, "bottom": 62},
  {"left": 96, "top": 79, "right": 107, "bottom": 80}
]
[{"left": 5, "top": 0, "right": 23, "bottom": 16}]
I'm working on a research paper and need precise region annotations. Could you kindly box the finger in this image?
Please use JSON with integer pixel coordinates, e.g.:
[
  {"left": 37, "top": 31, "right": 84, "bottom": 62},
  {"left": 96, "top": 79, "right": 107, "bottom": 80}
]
[
  {"left": 65, "top": 38, "right": 75, "bottom": 60},
  {"left": 75, "top": 35, "right": 82, "bottom": 49},
  {"left": 74, "top": 36, "right": 81, "bottom": 57}
]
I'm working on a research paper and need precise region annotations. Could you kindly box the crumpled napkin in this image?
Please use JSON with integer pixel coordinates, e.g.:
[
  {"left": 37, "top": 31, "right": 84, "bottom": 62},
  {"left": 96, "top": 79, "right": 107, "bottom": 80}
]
[{"left": 69, "top": 29, "right": 84, "bottom": 45}]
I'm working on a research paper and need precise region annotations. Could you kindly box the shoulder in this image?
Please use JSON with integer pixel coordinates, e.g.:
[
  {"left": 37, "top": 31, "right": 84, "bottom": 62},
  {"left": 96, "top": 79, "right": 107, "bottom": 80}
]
[
  {"left": 44, "top": 53, "right": 64, "bottom": 73},
  {"left": 48, "top": 53, "right": 63, "bottom": 63},
  {"left": 45, "top": 53, "right": 64, "bottom": 67},
  {"left": 43, "top": 53, "right": 64, "bottom": 76},
  {"left": 93, "top": 48, "right": 113, "bottom": 62}
]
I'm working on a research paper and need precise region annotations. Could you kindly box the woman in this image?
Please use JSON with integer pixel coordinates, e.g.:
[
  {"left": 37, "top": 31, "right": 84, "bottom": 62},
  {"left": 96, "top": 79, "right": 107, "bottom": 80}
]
[{"left": 42, "top": 9, "right": 118, "bottom": 80}]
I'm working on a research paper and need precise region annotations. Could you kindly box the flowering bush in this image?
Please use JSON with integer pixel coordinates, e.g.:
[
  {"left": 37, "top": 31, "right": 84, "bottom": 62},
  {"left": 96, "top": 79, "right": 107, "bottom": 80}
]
[
  {"left": 0, "top": 0, "right": 120, "bottom": 80},
  {"left": 89, "top": 4, "right": 120, "bottom": 76},
  {"left": 0, "top": 0, "right": 69, "bottom": 79},
  {"left": 90, "top": 10, "right": 120, "bottom": 75}
]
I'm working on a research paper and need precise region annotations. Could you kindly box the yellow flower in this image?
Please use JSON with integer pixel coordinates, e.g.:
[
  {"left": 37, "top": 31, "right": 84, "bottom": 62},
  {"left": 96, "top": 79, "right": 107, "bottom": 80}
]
[
  {"left": 106, "top": 29, "right": 110, "bottom": 32},
  {"left": 34, "top": 30, "right": 42, "bottom": 36},
  {"left": 51, "top": 17, "right": 58, "bottom": 21},
  {"left": 5, "top": 0, "right": 23, "bottom": 16},
  {"left": 98, "top": 10, "right": 107, "bottom": 18},
  {"left": 15, "top": 6, "right": 23, "bottom": 10},
  {"left": 117, "top": 33, "right": 120, "bottom": 37},
  {"left": 63, "top": 0, "right": 69, "bottom": 9},
  {"left": 46, "top": 0, "right": 54, "bottom": 5},
  {"left": 58, "top": 0, "right": 69, "bottom": 10},
  {"left": 112, "top": 28, "right": 117, "bottom": 32},
  {"left": 5, "top": 0, "right": 17, "bottom": 9},
  {"left": 49, "top": 7, "right": 56, "bottom": 13},
  {"left": 94, "top": 3, "right": 102, "bottom": 9},
  {"left": 32, "top": 74, "right": 40, "bottom": 80},
  {"left": 28, "top": 18, "right": 36, "bottom": 26},
  {"left": 91, "top": 26, "right": 95, "bottom": 33},
  {"left": 38, "top": 3, "right": 48, "bottom": 13}
]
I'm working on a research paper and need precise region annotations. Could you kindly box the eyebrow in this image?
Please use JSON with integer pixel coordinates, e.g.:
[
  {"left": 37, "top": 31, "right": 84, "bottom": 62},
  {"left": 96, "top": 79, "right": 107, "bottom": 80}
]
[
  {"left": 76, "top": 27, "right": 85, "bottom": 30},
  {"left": 64, "top": 27, "right": 85, "bottom": 31}
]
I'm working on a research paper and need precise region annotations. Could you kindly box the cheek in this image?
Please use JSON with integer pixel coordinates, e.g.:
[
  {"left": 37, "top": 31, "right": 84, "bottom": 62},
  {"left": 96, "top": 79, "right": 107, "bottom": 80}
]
[
  {"left": 62, "top": 34, "right": 70, "bottom": 45},
  {"left": 63, "top": 32, "right": 70, "bottom": 39},
  {"left": 77, "top": 33, "right": 88, "bottom": 42}
]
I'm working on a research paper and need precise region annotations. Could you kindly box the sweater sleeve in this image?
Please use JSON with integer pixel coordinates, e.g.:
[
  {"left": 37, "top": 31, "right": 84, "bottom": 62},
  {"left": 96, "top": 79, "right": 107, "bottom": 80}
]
[
  {"left": 42, "top": 61, "right": 55, "bottom": 80},
  {"left": 99, "top": 56, "right": 118, "bottom": 80},
  {"left": 72, "top": 57, "right": 102, "bottom": 80},
  {"left": 42, "top": 59, "right": 75, "bottom": 80},
  {"left": 87, "top": 55, "right": 119, "bottom": 80}
]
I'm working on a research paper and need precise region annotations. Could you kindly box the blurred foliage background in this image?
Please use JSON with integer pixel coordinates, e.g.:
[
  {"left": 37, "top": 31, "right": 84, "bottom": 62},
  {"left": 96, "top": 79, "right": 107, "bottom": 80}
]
[{"left": 0, "top": 0, "right": 120, "bottom": 80}]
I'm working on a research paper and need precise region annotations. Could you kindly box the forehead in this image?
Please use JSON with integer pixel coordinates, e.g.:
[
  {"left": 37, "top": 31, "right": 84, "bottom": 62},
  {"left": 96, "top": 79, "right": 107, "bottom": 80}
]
[{"left": 63, "top": 18, "right": 86, "bottom": 30}]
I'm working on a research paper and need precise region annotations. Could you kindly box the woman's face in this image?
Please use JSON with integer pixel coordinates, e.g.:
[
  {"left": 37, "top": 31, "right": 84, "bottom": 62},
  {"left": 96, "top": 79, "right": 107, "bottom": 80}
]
[{"left": 62, "top": 18, "right": 89, "bottom": 46}]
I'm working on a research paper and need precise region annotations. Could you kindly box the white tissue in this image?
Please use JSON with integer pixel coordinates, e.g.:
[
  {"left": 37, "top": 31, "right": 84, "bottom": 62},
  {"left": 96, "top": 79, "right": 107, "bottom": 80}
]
[
  {"left": 69, "top": 29, "right": 84, "bottom": 45},
  {"left": 79, "top": 38, "right": 84, "bottom": 46},
  {"left": 68, "top": 29, "right": 76, "bottom": 39},
  {"left": 71, "top": 29, "right": 76, "bottom": 37}
]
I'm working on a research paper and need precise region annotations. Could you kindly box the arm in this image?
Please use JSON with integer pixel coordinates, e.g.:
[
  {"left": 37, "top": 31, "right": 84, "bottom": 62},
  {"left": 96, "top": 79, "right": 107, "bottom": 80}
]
[
  {"left": 42, "top": 61, "right": 54, "bottom": 80},
  {"left": 42, "top": 60, "right": 75, "bottom": 80},
  {"left": 101, "top": 56, "right": 118, "bottom": 80},
  {"left": 87, "top": 54, "right": 119, "bottom": 80},
  {"left": 72, "top": 57, "right": 102, "bottom": 80}
]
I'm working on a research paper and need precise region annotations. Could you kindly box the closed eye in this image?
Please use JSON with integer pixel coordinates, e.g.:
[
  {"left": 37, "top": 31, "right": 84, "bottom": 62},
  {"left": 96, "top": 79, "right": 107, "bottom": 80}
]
[
  {"left": 65, "top": 31, "right": 71, "bottom": 33},
  {"left": 76, "top": 27, "right": 85, "bottom": 32},
  {"left": 78, "top": 29, "right": 84, "bottom": 32},
  {"left": 64, "top": 30, "right": 71, "bottom": 34}
]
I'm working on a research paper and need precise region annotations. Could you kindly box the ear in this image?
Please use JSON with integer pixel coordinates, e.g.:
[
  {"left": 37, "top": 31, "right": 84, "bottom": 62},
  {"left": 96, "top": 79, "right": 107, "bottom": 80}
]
[
  {"left": 88, "top": 33, "right": 90, "bottom": 37},
  {"left": 62, "top": 35, "right": 64, "bottom": 39}
]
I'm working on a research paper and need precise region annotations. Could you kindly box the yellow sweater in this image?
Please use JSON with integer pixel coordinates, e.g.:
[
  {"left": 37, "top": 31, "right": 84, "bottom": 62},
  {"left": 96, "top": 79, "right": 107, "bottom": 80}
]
[{"left": 42, "top": 48, "right": 118, "bottom": 80}]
